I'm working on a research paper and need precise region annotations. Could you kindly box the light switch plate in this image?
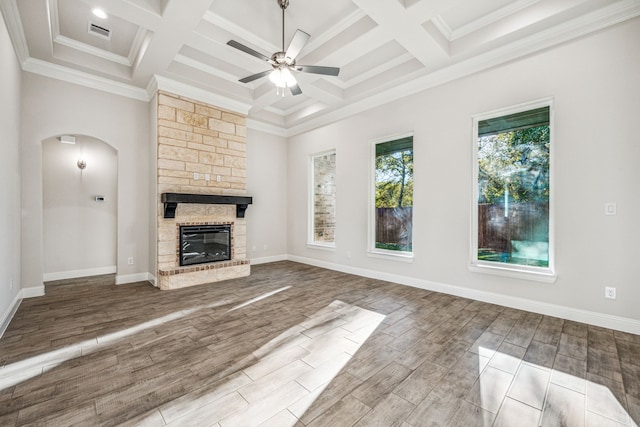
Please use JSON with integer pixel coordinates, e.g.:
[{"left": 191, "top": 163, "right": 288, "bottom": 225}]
[{"left": 605, "top": 203, "right": 617, "bottom": 216}]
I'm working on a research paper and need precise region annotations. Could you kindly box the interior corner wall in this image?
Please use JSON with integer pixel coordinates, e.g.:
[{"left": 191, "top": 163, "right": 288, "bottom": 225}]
[
  {"left": 0, "top": 7, "right": 22, "bottom": 327},
  {"left": 287, "top": 18, "right": 640, "bottom": 325},
  {"left": 246, "top": 128, "right": 288, "bottom": 263},
  {"left": 149, "top": 94, "right": 158, "bottom": 285},
  {"left": 21, "top": 73, "right": 150, "bottom": 288}
]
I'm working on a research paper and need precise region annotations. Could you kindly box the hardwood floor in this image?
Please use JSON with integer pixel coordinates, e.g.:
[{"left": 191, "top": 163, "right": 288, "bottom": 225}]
[{"left": 0, "top": 261, "right": 639, "bottom": 426}]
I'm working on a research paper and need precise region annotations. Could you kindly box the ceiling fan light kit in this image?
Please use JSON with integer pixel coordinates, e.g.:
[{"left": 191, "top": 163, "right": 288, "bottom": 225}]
[{"left": 227, "top": 0, "right": 340, "bottom": 97}]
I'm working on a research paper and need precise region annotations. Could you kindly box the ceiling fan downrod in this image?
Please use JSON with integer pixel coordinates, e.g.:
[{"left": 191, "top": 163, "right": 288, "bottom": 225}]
[{"left": 278, "top": 0, "right": 289, "bottom": 52}]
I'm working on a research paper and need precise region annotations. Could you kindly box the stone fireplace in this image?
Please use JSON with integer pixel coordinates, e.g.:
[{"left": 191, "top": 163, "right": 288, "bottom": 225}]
[{"left": 156, "top": 92, "right": 250, "bottom": 290}]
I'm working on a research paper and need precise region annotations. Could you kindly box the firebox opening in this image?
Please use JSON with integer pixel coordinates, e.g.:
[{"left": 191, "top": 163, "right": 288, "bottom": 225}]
[{"left": 180, "top": 224, "right": 231, "bottom": 267}]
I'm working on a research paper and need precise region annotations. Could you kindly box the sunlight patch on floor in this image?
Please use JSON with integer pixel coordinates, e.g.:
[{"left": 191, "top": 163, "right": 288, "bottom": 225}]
[
  {"left": 476, "top": 346, "right": 636, "bottom": 426},
  {"left": 157, "top": 300, "right": 385, "bottom": 426}
]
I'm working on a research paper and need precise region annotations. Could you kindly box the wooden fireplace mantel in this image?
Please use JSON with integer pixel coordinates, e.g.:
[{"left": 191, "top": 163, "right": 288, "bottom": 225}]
[{"left": 160, "top": 193, "right": 253, "bottom": 219}]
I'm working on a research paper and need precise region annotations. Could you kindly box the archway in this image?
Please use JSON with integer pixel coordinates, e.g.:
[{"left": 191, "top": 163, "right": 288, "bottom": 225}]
[{"left": 42, "top": 135, "right": 118, "bottom": 281}]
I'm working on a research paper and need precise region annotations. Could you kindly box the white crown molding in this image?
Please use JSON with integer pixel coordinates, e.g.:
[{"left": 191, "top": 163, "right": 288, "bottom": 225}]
[
  {"left": 0, "top": 0, "right": 29, "bottom": 64},
  {"left": 23, "top": 57, "right": 149, "bottom": 101},
  {"left": 246, "top": 119, "right": 288, "bottom": 137},
  {"left": 54, "top": 35, "right": 133, "bottom": 66},
  {"left": 287, "top": 255, "right": 640, "bottom": 335},
  {"left": 450, "top": 0, "right": 541, "bottom": 41},
  {"left": 285, "top": 0, "right": 640, "bottom": 137},
  {"left": 151, "top": 75, "right": 252, "bottom": 115},
  {"left": 173, "top": 54, "right": 240, "bottom": 84}
]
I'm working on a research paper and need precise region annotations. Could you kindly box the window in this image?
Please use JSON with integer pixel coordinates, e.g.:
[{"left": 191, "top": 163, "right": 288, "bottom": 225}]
[
  {"left": 309, "top": 151, "right": 336, "bottom": 247},
  {"left": 370, "top": 134, "right": 413, "bottom": 258},
  {"left": 472, "top": 100, "right": 554, "bottom": 280}
]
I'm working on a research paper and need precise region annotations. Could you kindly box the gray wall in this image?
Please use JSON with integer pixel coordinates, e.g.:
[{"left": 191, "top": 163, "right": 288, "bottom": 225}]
[
  {"left": 0, "top": 7, "right": 22, "bottom": 330},
  {"left": 21, "top": 74, "right": 150, "bottom": 288},
  {"left": 287, "top": 18, "right": 640, "bottom": 325},
  {"left": 246, "top": 128, "right": 288, "bottom": 263}
]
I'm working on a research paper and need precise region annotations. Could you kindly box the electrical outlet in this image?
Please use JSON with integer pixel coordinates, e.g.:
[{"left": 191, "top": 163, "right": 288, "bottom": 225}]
[
  {"left": 216, "top": 175, "right": 221, "bottom": 182},
  {"left": 128, "top": 257, "right": 134, "bottom": 265},
  {"left": 193, "top": 172, "right": 199, "bottom": 180},
  {"left": 605, "top": 287, "right": 616, "bottom": 299}
]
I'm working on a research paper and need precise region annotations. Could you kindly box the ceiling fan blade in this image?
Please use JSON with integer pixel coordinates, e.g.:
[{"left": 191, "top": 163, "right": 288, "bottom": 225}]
[
  {"left": 290, "top": 83, "right": 302, "bottom": 96},
  {"left": 296, "top": 65, "right": 340, "bottom": 76},
  {"left": 227, "top": 40, "right": 272, "bottom": 63},
  {"left": 285, "top": 30, "right": 310, "bottom": 61},
  {"left": 239, "top": 70, "right": 273, "bottom": 84}
]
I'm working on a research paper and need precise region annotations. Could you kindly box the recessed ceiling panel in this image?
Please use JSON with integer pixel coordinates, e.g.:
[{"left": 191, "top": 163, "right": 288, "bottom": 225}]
[
  {"left": 339, "top": 40, "right": 408, "bottom": 83},
  {"left": 209, "top": 0, "right": 358, "bottom": 50},
  {"left": 57, "top": 0, "right": 141, "bottom": 58}
]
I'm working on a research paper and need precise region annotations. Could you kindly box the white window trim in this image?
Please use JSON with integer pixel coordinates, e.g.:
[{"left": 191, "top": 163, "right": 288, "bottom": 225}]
[
  {"left": 470, "top": 97, "right": 556, "bottom": 283},
  {"left": 308, "top": 149, "right": 337, "bottom": 249},
  {"left": 368, "top": 132, "right": 415, "bottom": 262}
]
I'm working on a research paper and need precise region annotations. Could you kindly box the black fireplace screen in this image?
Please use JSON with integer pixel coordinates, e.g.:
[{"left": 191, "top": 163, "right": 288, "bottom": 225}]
[{"left": 180, "top": 224, "right": 231, "bottom": 266}]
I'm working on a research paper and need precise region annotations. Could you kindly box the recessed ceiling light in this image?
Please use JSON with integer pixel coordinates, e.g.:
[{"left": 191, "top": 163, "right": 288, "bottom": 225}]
[{"left": 92, "top": 8, "right": 108, "bottom": 19}]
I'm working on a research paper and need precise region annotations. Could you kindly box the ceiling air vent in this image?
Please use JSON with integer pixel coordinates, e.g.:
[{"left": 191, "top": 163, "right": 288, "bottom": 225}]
[{"left": 88, "top": 22, "right": 111, "bottom": 40}]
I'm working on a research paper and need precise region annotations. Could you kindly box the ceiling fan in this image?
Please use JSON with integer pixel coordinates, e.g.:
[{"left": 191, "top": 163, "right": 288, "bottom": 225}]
[{"left": 226, "top": 0, "right": 340, "bottom": 96}]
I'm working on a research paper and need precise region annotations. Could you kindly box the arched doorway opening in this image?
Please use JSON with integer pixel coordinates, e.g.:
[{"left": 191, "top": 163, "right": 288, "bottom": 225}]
[{"left": 42, "top": 135, "right": 118, "bottom": 281}]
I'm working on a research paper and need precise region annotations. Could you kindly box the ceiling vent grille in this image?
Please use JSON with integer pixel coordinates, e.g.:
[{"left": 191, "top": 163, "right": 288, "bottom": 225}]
[{"left": 88, "top": 22, "right": 111, "bottom": 40}]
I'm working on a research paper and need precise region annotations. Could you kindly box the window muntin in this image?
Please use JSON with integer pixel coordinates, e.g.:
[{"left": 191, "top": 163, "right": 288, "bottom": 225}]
[
  {"left": 473, "top": 102, "right": 553, "bottom": 274},
  {"left": 372, "top": 135, "right": 413, "bottom": 255},
  {"left": 310, "top": 151, "right": 336, "bottom": 247}
]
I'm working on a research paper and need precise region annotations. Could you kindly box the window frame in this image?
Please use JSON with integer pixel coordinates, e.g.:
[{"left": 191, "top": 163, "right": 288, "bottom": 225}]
[
  {"left": 308, "top": 149, "right": 337, "bottom": 250},
  {"left": 470, "top": 98, "right": 556, "bottom": 283},
  {"left": 368, "top": 132, "right": 415, "bottom": 262}
]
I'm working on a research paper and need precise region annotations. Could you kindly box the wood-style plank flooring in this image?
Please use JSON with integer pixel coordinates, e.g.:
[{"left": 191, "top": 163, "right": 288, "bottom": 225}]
[{"left": 0, "top": 261, "right": 639, "bottom": 426}]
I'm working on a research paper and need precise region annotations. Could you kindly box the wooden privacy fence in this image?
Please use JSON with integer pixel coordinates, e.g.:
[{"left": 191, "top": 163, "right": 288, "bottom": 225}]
[
  {"left": 376, "top": 207, "right": 413, "bottom": 245},
  {"left": 478, "top": 202, "right": 549, "bottom": 250}
]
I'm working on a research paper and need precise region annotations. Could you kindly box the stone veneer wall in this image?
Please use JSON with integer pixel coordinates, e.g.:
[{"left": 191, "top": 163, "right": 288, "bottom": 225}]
[{"left": 156, "top": 92, "right": 249, "bottom": 290}]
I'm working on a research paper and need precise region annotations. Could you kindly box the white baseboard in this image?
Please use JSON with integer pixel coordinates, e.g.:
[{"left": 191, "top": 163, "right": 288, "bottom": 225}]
[
  {"left": 0, "top": 285, "right": 45, "bottom": 339},
  {"left": 43, "top": 266, "right": 117, "bottom": 282},
  {"left": 287, "top": 255, "right": 640, "bottom": 336},
  {"left": 250, "top": 255, "right": 288, "bottom": 265},
  {"left": 116, "top": 273, "right": 154, "bottom": 285},
  {"left": 22, "top": 286, "right": 45, "bottom": 298},
  {"left": 148, "top": 273, "right": 157, "bottom": 287},
  {"left": 0, "top": 292, "right": 22, "bottom": 339}
]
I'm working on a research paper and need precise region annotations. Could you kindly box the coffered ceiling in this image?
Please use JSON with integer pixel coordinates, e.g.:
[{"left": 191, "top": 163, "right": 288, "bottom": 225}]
[{"left": 2, "top": 0, "right": 639, "bottom": 135}]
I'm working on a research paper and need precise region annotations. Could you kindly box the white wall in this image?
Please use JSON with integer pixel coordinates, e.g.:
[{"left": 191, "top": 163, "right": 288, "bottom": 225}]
[
  {"left": 287, "top": 18, "right": 640, "bottom": 327},
  {"left": 21, "top": 74, "right": 150, "bottom": 288},
  {"left": 42, "top": 136, "right": 118, "bottom": 279},
  {"left": 246, "top": 128, "right": 288, "bottom": 263},
  {"left": 0, "top": 7, "right": 22, "bottom": 332}
]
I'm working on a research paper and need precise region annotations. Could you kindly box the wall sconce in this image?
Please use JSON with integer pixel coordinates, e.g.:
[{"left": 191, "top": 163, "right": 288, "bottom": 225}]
[{"left": 77, "top": 159, "right": 87, "bottom": 170}]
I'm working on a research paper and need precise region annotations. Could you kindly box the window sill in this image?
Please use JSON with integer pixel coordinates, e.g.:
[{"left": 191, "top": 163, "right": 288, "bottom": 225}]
[
  {"left": 468, "top": 263, "right": 557, "bottom": 283},
  {"left": 367, "top": 250, "right": 414, "bottom": 263},
  {"left": 307, "top": 243, "right": 336, "bottom": 252}
]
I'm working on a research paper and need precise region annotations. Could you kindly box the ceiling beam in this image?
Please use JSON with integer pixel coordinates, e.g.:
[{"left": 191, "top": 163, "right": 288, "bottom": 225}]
[
  {"left": 351, "top": 0, "right": 450, "bottom": 65},
  {"left": 131, "top": 0, "right": 214, "bottom": 85}
]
